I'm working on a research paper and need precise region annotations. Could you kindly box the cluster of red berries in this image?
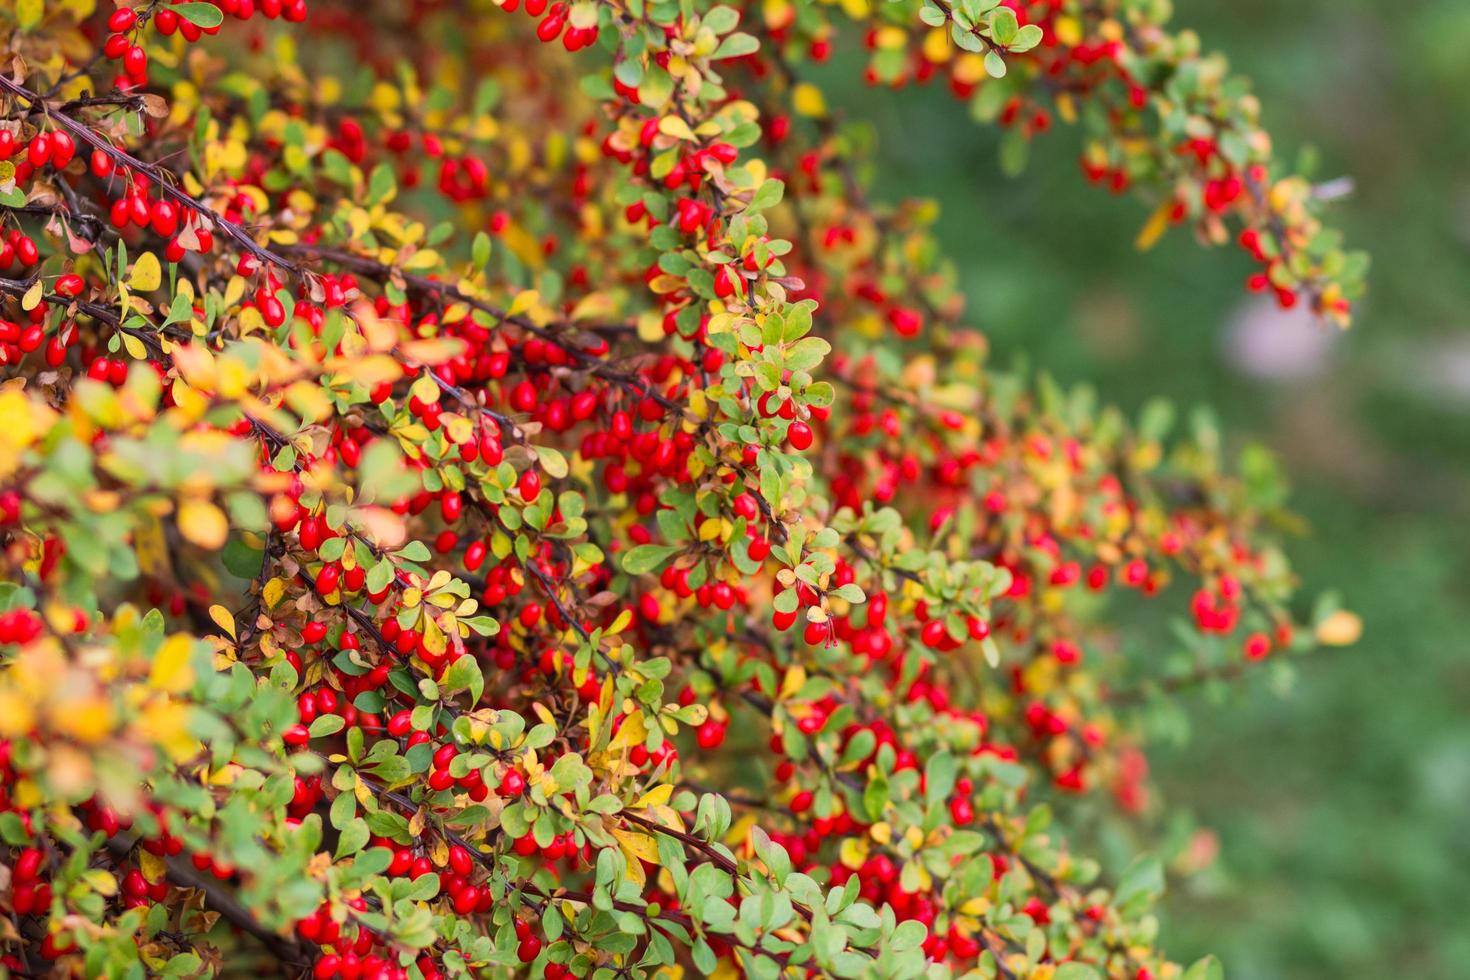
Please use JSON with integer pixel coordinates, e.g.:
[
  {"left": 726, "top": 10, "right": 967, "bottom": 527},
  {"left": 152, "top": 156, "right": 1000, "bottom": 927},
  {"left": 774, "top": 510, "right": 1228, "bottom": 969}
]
[
  {"left": 0, "top": 225, "right": 42, "bottom": 271},
  {"left": 0, "top": 127, "right": 76, "bottom": 185}
]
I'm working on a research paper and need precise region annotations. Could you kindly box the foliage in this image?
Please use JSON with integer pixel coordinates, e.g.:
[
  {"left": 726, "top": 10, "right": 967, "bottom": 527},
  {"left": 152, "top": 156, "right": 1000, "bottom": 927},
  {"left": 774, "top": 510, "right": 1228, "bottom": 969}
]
[{"left": 0, "top": 1, "right": 1362, "bottom": 978}]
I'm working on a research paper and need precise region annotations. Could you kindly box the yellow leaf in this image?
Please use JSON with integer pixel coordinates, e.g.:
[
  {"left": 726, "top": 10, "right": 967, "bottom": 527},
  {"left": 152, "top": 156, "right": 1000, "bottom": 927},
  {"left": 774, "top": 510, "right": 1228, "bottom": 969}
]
[
  {"left": 1315, "top": 610, "right": 1362, "bottom": 647},
  {"left": 658, "top": 116, "right": 696, "bottom": 142},
  {"left": 16, "top": 0, "right": 43, "bottom": 31},
  {"left": 177, "top": 499, "right": 229, "bottom": 550},
  {"left": 1054, "top": 91, "right": 1077, "bottom": 125},
  {"left": 922, "top": 28, "right": 952, "bottom": 65},
  {"left": 609, "top": 710, "right": 647, "bottom": 752},
  {"left": 83, "top": 869, "right": 118, "bottom": 897},
  {"left": 0, "top": 690, "right": 36, "bottom": 738},
  {"left": 1134, "top": 201, "right": 1174, "bottom": 252},
  {"left": 839, "top": 835, "right": 868, "bottom": 869},
  {"left": 262, "top": 577, "right": 287, "bottom": 609},
  {"left": 139, "top": 850, "right": 168, "bottom": 883},
  {"left": 284, "top": 381, "right": 333, "bottom": 424},
  {"left": 420, "top": 614, "right": 446, "bottom": 656},
  {"left": 403, "top": 248, "right": 441, "bottom": 271},
  {"left": 779, "top": 665, "right": 807, "bottom": 701},
  {"left": 208, "top": 605, "right": 236, "bottom": 639},
  {"left": 128, "top": 251, "right": 163, "bottom": 292},
  {"left": 150, "top": 634, "right": 196, "bottom": 693},
  {"left": 222, "top": 275, "right": 247, "bottom": 311},
  {"left": 410, "top": 374, "right": 441, "bottom": 405},
  {"left": 508, "top": 290, "right": 540, "bottom": 318},
  {"left": 21, "top": 278, "right": 43, "bottom": 311},
  {"left": 792, "top": 83, "right": 826, "bottom": 118},
  {"left": 610, "top": 826, "right": 659, "bottom": 885},
  {"left": 637, "top": 311, "right": 664, "bottom": 343},
  {"left": 633, "top": 783, "right": 674, "bottom": 810},
  {"left": 338, "top": 353, "right": 403, "bottom": 387},
  {"left": 570, "top": 292, "right": 617, "bottom": 322},
  {"left": 1054, "top": 15, "right": 1083, "bottom": 46}
]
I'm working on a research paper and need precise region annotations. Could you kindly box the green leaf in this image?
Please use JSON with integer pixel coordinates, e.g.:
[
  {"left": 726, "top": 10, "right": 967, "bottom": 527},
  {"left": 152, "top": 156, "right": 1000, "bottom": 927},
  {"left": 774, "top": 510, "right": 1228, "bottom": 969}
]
[
  {"left": 334, "top": 817, "right": 370, "bottom": 860},
  {"left": 172, "top": 2, "right": 226, "bottom": 29},
  {"left": 1055, "top": 966, "right": 1101, "bottom": 980},
  {"left": 702, "top": 5, "right": 741, "bottom": 34},
  {"left": 1011, "top": 23, "right": 1044, "bottom": 52},
  {"left": 999, "top": 129, "right": 1030, "bottom": 177},
  {"left": 952, "top": 22, "right": 985, "bottom": 54},
  {"left": 748, "top": 179, "right": 783, "bottom": 211},
  {"left": 783, "top": 337, "right": 830, "bottom": 374},
  {"left": 712, "top": 32, "right": 760, "bottom": 60},
  {"left": 308, "top": 715, "right": 345, "bottom": 738},
  {"left": 919, "top": 3, "right": 948, "bottom": 28},
  {"left": 1183, "top": 955, "right": 1225, "bottom": 980},
  {"left": 988, "top": 6, "right": 1018, "bottom": 45},
  {"left": 890, "top": 919, "right": 926, "bottom": 952},
  {"left": 221, "top": 537, "right": 263, "bottom": 580},
  {"left": 924, "top": 751, "right": 957, "bottom": 806},
  {"left": 329, "top": 789, "right": 356, "bottom": 830},
  {"left": 621, "top": 544, "right": 680, "bottom": 575},
  {"left": 863, "top": 774, "right": 889, "bottom": 822},
  {"left": 442, "top": 655, "right": 485, "bottom": 705},
  {"left": 367, "top": 163, "right": 396, "bottom": 205},
  {"left": 161, "top": 953, "right": 203, "bottom": 976},
  {"left": 638, "top": 69, "right": 673, "bottom": 109},
  {"left": 1115, "top": 854, "right": 1165, "bottom": 910},
  {"left": 0, "top": 812, "right": 32, "bottom": 845},
  {"left": 394, "top": 540, "right": 431, "bottom": 563},
  {"left": 403, "top": 872, "right": 440, "bottom": 901}
]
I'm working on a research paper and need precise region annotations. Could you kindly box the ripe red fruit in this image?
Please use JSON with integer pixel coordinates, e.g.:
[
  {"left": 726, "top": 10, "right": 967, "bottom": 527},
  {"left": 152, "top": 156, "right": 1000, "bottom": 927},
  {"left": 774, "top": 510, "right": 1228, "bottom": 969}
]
[
  {"left": 713, "top": 265, "right": 741, "bottom": 299},
  {"left": 888, "top": 306, "right": 923, "bottom": 337},
  {"left": 315, "top": 563, "right": 341, "bottom": 594},
  {"left": 26, "top": 133, "right": 51, "bottom": 168},
  {"left": 49, "top": 131, "right": 75, "bottom": 167},
  {"left": 695, "top": 719, "right": 726, "bottom": 749},
  {"left": 123, "top": 45, "right": 148, "bottom": 77},
  {"left": 518, "top": 468, "right": 541, "bottom": 501},
  {"left": 151, "top": 199, "right": 180, "bottom": 237},
  {"left": 1244, "top": 632, "right": 1272, "bottom": 660},
  {"left": 787, "top": 420, "right": 814, "bottom": 450},
  {"left": 498, "top": 768, "right": 526, "bottom": 796}
]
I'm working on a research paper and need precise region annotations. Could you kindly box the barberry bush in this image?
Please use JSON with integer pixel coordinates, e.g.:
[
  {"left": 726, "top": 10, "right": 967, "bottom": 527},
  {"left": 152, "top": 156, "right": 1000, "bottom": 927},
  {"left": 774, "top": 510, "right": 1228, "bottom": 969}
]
[{"left": 0, "top": 0, "right": 1367, "bottom": 977}]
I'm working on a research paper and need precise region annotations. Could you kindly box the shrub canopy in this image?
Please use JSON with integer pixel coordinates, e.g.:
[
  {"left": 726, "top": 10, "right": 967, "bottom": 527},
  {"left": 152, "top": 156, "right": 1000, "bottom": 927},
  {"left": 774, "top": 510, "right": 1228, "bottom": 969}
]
[{"left": 0, "top": 0, "right": 1363, "bottom": 978}]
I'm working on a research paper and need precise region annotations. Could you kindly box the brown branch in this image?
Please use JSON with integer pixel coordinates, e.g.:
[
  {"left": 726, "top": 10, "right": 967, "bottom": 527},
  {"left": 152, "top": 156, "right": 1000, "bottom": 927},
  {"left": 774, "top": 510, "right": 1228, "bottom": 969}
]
[{"left": 0, "top": 74, "right": 301, "bottom": 277}]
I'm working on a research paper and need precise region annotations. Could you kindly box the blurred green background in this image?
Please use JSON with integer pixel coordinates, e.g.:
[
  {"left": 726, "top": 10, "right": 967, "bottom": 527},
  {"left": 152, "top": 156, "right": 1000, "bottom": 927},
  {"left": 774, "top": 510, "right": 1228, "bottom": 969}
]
[{"left": 819, "top": 0, "right": 1470, "bottom": 976}]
